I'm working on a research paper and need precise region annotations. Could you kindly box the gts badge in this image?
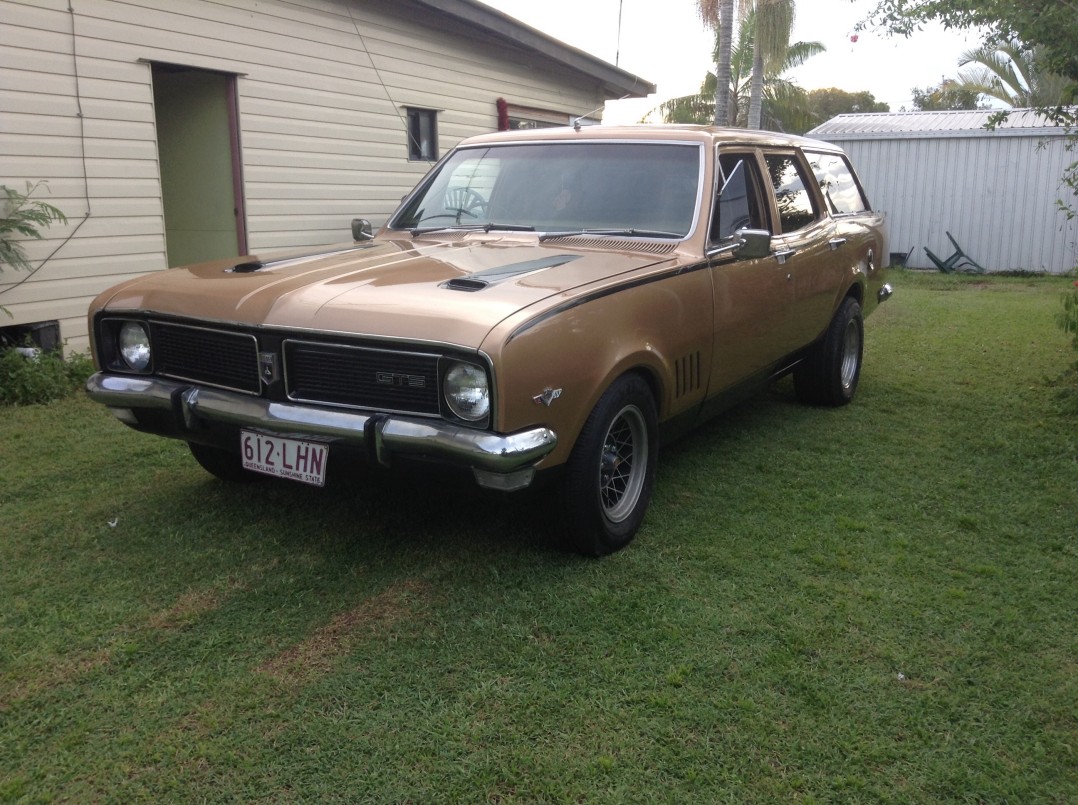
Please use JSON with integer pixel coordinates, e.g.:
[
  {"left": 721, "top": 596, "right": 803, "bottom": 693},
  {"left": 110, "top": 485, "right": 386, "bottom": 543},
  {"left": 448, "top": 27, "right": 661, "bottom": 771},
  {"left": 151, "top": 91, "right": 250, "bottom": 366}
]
[
  {"left": 533, "top": 387, "right": 563, "bottom": 407},
  {"left": 376, "top": 371, "right": 427, "bottom": 388}
]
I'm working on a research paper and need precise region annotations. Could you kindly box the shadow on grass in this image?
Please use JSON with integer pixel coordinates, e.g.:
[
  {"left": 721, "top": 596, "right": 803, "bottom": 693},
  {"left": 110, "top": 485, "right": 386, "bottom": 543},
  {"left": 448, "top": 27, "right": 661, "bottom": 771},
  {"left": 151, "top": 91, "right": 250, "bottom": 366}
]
[
  {"left": 148, "top": 455, "right": 570, "bottom": 566},
  {"left": 150, "top": 383, "right": 803, "bottom": 569}
]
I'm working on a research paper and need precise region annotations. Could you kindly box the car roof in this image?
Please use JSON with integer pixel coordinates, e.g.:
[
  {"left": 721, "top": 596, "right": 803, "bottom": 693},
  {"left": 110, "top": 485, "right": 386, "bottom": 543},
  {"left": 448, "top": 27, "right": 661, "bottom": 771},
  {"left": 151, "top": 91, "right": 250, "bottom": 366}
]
[{"left": 457, "top": 124, "right": 844, "bottom": 153}]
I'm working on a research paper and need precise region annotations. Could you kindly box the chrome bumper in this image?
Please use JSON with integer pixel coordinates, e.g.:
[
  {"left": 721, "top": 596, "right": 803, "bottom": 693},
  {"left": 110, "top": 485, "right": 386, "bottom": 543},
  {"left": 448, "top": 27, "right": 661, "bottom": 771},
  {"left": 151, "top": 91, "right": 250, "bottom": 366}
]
[
  {"left": 86, "top": 373, "right": 558, "bottom": 489},
  {"left": 877, "top": 282, "right": 894, "bottom": 303}
]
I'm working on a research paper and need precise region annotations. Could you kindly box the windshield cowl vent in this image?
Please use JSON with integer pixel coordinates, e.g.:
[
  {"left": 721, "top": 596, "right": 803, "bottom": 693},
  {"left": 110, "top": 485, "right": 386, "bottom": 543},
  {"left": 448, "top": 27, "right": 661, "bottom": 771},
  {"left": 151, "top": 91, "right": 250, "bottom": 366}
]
[
  {"left": 549, "top": 237, "right": 678, "bottom": 255},
  {"left": 413, "top": 230, "right": 470, "bottom": 241}
]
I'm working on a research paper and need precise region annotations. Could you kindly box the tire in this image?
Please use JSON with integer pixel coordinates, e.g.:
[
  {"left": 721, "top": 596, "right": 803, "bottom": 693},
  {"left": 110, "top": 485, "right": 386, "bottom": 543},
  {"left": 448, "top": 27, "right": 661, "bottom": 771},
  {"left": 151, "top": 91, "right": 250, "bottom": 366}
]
[
  {"left": 188, "top": 442, "right": 262, "bottom": 483},
  {"left": 561, "top": 374, "right": 658, "bottom": 556},
  {"left": 794, "top": 296, "right": 864, "bottom": 407}
]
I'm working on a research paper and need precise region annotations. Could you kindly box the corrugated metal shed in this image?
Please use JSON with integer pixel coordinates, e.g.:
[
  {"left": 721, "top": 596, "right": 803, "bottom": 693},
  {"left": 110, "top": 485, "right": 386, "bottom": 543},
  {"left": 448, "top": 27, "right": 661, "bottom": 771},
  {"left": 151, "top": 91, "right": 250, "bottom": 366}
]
[
  {"left": 811, "top": 109, "right": 1062, "bottom": 137},
  {"left": 809, "top": 109, "right": 1077, "bottom": 274}
]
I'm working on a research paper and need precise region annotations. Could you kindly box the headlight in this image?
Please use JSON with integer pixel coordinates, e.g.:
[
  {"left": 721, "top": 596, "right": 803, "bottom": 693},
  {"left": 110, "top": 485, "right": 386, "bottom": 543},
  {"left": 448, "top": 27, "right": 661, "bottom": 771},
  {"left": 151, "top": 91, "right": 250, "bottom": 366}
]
[
  {"left": 118, "top": 321, "right": 151, "bottom": 371},
  {"left": 443, "top": 362, "right": 490, "bottom": 422}
]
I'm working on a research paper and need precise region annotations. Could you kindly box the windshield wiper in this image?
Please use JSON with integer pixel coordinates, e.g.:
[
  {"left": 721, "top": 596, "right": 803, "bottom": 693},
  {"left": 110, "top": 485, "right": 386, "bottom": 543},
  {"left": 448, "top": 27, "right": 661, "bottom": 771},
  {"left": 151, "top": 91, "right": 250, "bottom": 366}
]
[
  {"left": 410, "top": 222, "right": 536, "bottom": 237},
  {"left": 539, "top": 228, "right": 684, "bottom": 242}
]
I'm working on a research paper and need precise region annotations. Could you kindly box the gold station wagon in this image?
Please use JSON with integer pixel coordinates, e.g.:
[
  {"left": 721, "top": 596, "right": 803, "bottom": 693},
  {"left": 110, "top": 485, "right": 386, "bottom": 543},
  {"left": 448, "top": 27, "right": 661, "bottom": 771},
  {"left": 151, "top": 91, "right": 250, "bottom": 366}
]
[{"left": 86, "top": 125, "right": 891, "bottom": 555}]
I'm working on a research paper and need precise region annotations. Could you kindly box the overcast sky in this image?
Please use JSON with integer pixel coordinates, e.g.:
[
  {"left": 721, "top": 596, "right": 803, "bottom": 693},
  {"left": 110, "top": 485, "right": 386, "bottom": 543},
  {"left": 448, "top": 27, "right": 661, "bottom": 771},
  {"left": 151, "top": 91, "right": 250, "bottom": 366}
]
[{"left": 480, "top": 0, "right": 991, "bottom": 123}]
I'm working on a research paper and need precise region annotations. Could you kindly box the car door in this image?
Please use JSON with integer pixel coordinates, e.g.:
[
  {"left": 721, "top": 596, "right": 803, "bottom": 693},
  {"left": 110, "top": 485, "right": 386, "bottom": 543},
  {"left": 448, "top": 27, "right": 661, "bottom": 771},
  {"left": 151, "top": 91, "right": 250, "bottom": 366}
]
[
  {"left": 706, "top": 149, "right": 798, "bottom": 393},
  {"left": 760, "top": 150, "right": 839, "bottom": 348}
]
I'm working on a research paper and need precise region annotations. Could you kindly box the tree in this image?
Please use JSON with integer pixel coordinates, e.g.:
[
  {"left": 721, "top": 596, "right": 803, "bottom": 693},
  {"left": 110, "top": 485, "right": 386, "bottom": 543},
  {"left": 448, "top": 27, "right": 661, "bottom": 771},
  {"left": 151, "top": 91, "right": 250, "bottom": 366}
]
[
  {"left": 657, "top": 11, "right": 824, "bottom": 133},
  {"left": 910, "top": 80, "right": 987, "bottom": 110},
  {"left": 807, "top": 88, "right": 890, "bottom": 120},
  {"left": 0, "top": 182, "right": 67, "bottom": 273},
  {"left": 954, "top": 40, "right": 1077, "bottom": 107},
  {"left": 697, "top": 0, "right": 739, "bottom": 126},
  {"left": 866, "top": 0, "right": 1078, "bottom": 87},
  {"left": 0, "top": 181, "right": 67, "bottom": 318},
  {"left": 702, "top": 1, "right": 800, "bottom": 129},
  {"left": 867, "top": 0, "right": 1078, "bottom": 234},
  {"left": 748, "top": 0, "right": 796, "bottom": 129}
]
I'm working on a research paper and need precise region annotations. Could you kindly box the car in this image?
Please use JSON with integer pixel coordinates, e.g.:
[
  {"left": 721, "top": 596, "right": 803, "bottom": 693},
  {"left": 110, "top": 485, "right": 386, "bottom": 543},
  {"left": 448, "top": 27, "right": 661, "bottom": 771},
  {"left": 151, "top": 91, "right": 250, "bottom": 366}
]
[{"left": 86, "top": 124, "right": 891, "bottom": 555}]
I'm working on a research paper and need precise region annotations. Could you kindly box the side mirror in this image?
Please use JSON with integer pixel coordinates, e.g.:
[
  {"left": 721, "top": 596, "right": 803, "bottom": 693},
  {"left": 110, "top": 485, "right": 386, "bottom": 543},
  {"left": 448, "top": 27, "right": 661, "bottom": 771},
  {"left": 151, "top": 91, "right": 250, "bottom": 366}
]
[
  {"left": 734, "top": 228, "right": 771, "bottom": 260},
  {"left": 351, "top": 218, "right": 374, "bottom": 242}
]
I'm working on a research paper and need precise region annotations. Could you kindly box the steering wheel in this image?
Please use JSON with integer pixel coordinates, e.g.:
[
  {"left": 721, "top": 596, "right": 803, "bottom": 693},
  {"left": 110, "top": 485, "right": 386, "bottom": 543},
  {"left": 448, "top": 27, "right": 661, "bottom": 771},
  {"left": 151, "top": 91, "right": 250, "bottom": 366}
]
[{"left": 444, "top": 187, "right": 489, "bottom": 219}]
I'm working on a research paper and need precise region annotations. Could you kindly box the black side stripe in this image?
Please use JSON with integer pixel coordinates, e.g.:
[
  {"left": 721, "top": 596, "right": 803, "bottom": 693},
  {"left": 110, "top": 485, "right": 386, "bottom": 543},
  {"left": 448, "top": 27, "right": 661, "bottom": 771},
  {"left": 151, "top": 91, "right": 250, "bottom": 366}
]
[{"left": 507, "top": 259, "right": 714, "bottom": 342}]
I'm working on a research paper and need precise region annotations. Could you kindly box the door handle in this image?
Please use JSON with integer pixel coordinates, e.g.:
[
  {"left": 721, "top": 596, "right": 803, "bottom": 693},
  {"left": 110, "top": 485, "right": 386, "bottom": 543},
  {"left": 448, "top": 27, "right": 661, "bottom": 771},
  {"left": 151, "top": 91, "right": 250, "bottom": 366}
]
[
  {"left": 828, "top": 237, "right": 847, "bottom": 251},
  {"left": 774, "top": 249, "right": 796, "bottom": 265}
]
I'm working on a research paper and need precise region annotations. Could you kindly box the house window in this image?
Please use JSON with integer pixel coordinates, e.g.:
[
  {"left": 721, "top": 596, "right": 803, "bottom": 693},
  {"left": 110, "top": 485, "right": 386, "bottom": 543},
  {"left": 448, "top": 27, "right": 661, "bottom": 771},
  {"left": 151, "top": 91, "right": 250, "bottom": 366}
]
[
  {"left": 406, "top": 108, "right": 438, "bottom": 161},
  {"left": 504, "top": 103, "right": 596, "bottom": 130}
]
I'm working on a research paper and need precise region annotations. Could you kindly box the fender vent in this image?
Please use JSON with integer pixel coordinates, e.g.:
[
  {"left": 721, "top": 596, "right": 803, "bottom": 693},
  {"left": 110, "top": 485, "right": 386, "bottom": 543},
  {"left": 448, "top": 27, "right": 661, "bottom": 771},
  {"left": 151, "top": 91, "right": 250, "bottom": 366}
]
[{"left": 674, "top": 351, "right": 702, "bottom": 399}]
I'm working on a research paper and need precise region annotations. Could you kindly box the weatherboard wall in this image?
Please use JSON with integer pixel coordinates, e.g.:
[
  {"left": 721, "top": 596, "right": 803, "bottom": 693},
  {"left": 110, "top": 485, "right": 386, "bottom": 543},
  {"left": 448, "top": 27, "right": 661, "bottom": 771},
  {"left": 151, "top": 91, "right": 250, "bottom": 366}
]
[
  {"left": 0, "top": 0, "right": 612, "bottom": 352},
  {"left": 810, "top": 112, "right": 1077, "bottom": 274}
]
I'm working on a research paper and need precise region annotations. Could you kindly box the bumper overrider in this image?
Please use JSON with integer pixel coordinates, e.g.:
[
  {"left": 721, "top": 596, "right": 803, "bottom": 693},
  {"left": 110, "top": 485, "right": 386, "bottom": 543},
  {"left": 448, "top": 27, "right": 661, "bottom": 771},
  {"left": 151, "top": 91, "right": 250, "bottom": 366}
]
[{"left": 85, "top": 373, "right": 558, "bottom": 491}]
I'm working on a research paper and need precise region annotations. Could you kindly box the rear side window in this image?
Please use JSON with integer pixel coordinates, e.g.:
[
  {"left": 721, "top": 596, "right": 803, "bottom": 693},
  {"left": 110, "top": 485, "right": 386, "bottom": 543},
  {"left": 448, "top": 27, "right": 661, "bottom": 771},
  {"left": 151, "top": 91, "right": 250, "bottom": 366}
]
[
  {"left": 764, "top": 153, "right": 819, "bottom": 234},
  {"left": 807, "top": 152, "right": 869, "bottom": 215}
]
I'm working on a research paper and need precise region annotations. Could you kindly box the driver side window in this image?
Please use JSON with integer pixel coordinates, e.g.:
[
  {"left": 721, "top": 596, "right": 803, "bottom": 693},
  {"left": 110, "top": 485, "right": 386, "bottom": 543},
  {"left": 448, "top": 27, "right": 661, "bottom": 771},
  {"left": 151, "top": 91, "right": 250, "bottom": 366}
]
[{"left": 710, "top": 152, "right": 768, "bottom": 247}]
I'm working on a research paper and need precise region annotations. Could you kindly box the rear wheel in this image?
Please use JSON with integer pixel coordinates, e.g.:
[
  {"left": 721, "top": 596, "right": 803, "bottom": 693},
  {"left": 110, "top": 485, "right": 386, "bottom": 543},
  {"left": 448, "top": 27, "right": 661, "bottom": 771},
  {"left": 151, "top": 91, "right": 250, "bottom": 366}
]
[
  {"left": 188, "top": 442, "right": 261, "bottom": 483},
  {"left": 794, "top": 297, "right": 864, "bottom": 406},
  {"left": 561, "top": 374, "right": 658, "bottom": 556}
]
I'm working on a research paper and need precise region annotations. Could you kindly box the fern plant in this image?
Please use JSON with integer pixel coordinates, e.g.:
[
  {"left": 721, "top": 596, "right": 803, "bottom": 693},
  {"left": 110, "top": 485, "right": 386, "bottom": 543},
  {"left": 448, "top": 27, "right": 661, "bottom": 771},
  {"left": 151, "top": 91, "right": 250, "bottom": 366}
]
[{"left": 0, "top": 181, "right": 67, "bottom": 272}]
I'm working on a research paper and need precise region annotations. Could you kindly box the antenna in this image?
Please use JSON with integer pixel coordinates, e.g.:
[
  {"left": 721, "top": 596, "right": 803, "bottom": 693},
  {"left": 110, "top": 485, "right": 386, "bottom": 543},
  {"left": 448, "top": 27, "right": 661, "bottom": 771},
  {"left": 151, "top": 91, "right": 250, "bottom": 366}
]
[
  {"left": 572, "top": 94, "right": 631, "bottom": 130},
  {"left": 616, "top": 0, "right": 623, "bottom": 67}
]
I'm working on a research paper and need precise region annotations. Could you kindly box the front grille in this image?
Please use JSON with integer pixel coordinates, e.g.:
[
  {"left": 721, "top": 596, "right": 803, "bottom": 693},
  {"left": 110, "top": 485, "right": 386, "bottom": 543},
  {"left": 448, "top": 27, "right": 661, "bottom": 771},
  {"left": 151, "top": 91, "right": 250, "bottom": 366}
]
[
  {"left": 142, "top": 319, "right": 445, "bottom": 415},
  {"left": 284, "top": 340, "right": 441, "bottom": 415},
  {"left": 152, "top": 322, "right": 260, "bottom": 393}
]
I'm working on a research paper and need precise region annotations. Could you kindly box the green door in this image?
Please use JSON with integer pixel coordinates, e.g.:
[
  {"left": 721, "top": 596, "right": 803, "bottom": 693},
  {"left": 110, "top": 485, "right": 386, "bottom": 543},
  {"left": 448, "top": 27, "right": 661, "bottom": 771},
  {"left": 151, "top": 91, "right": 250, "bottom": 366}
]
[{"left": 152, "top": 64, "right": 245, "bottom": 267}]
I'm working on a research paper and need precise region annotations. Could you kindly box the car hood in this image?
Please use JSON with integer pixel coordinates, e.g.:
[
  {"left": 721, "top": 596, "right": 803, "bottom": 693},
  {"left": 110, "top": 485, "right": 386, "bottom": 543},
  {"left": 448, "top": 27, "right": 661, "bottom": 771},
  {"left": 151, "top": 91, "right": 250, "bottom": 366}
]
[{"left": 95, "top": 236, "right": 675, "bottom": 349}]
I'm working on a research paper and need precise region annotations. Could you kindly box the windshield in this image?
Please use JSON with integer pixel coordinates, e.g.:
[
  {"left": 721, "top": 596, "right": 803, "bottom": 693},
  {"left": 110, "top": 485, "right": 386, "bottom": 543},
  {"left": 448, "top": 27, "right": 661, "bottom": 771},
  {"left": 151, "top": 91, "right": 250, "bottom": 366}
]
[{"left": 390, "top": 141, "right": 703, "bottom": 238}]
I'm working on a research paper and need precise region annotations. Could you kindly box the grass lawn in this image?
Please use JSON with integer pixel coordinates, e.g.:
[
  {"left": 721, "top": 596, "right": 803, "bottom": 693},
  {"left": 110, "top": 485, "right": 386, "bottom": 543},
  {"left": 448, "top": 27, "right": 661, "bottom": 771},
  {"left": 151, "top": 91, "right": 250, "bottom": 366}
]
[{"left": 1, "top": 271, "right": 1075, "bottom": 802}]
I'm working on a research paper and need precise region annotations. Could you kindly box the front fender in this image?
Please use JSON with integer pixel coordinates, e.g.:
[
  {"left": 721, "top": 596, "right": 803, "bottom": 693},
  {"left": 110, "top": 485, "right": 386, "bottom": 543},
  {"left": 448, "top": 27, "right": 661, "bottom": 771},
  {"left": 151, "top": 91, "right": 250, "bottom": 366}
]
[{"left": 484, "top": 267, "right": 714, "bottom": 468}]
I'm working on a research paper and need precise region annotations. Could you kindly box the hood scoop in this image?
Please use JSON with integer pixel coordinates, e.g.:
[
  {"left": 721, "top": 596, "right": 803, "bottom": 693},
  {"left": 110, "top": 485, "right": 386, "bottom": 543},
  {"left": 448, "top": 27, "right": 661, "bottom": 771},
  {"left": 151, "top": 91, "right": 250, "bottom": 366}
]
[{"left": 443, "top": 254, "right": 581, "bottom": 292}]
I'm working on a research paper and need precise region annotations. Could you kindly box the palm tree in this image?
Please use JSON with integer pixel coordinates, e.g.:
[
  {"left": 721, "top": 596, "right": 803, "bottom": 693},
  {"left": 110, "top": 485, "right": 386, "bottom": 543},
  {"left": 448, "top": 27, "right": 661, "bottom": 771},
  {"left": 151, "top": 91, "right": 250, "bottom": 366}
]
[
  {"left": 657, "top": 10, "right": 823, "bottom": 133},
  {"left": 697, "top": 0, "right": 738, "bottom": 126},
  {"left": 954, "top": 39, "right": 1077, "bottom": 108},
  {"left": 748, "top": 0, "right": 795, "bottom": 129}
]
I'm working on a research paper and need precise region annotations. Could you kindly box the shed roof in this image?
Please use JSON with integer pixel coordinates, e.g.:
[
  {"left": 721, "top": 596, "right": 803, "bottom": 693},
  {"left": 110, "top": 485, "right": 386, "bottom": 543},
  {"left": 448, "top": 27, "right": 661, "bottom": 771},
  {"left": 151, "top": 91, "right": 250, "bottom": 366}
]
[
  {"left": 808, "top": 108, "right": 1072, "bottom": 140},
  {"left": 413, "top": 0, "right": 655, "bottom": 99}
]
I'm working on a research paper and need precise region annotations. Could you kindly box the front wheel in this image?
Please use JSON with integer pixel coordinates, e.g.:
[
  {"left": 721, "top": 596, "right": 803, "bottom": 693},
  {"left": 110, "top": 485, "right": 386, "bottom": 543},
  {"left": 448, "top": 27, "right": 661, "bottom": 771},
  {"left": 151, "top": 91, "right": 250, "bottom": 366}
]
[
  {"left": 560, "top": 374, "right": 658, "bottom": 556},
  {"left": 794, "top": 297, "right": 864, "bottom": 406}
]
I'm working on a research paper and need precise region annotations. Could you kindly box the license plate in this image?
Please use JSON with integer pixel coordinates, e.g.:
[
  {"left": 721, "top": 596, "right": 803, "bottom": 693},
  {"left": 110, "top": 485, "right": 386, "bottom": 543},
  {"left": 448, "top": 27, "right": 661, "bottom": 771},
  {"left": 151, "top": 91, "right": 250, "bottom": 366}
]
[{"left": 241, "top": 430, "right": 328, "bottom": 487}]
